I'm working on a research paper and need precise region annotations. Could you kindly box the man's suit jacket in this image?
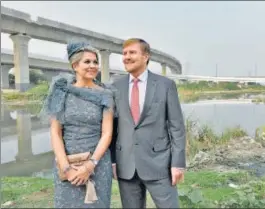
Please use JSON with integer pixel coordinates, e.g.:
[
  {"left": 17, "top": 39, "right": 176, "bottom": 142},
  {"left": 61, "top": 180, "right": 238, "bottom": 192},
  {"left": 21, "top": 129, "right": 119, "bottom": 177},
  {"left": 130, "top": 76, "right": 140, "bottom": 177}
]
[{"left": 110, "top": 70, "right": 186, "bottom": 181}]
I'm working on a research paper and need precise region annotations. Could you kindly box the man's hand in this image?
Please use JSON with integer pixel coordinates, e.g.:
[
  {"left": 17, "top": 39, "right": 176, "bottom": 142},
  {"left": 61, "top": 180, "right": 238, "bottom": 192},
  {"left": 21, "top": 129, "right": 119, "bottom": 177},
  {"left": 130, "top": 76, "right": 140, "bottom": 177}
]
[
  {"left": 171, "top": 167, "right": 184, "bottom": 186},
  {"left": 112, "top": 164, "right": 117, "bottom": 180}
]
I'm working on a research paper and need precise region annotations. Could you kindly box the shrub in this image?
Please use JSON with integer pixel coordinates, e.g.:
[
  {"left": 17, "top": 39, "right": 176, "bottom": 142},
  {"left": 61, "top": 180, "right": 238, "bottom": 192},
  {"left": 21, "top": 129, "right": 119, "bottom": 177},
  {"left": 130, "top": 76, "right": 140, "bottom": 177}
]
[{"left": 8, "top": 69, "right": 48, "bottom": 85}]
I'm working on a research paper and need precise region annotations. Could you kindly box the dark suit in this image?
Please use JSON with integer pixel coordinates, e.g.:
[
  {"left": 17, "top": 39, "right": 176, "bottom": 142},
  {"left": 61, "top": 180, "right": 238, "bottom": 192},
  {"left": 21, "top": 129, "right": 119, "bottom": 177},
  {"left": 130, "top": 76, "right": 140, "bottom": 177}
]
[{"left": 110, "top": 70, "right": 186, "bottom": 208}]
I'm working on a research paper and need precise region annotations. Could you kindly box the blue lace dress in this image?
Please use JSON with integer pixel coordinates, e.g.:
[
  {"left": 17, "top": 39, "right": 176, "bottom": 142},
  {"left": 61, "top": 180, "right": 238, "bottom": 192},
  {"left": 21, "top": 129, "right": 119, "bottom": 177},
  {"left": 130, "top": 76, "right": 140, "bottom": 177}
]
[{"left": 41, "top": 74, "right": 114, "bottom": 208}]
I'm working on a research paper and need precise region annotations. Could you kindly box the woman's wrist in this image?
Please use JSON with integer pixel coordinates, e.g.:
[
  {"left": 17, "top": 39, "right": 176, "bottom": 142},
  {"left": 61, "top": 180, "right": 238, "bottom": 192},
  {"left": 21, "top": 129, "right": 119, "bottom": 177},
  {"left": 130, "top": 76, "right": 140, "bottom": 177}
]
[
  {"left": 84, "top": 161, "right": 95, "bottom": 173},
  {"left": 89, "top": 158, "right": 98, "bottom": 167},
  {"left": 63, "top": 164, "right": 72, "bottom": 174}
]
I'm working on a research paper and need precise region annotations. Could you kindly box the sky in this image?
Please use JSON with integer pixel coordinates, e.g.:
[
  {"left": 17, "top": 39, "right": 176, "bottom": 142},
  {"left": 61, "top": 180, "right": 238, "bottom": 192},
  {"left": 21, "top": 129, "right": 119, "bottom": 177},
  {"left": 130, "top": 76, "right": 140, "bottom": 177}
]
[{"left": 1, "top": 1, "right": 265, "bottom": 77}]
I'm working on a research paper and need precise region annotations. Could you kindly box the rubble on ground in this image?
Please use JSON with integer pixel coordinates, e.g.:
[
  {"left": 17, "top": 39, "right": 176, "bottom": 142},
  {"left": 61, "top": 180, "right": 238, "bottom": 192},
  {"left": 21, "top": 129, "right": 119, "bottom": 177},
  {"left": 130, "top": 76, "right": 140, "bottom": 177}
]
[{"left": 188, "top": 136, "right": 265, "bottom": 177}]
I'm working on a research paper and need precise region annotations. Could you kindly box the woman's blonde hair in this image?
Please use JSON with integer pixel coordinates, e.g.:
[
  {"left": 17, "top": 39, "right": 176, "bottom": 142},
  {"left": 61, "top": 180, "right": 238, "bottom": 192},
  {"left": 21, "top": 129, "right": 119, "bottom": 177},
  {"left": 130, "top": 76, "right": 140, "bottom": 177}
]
[{"left": 69, "top": 49, "right": 99, "bottom": 69}]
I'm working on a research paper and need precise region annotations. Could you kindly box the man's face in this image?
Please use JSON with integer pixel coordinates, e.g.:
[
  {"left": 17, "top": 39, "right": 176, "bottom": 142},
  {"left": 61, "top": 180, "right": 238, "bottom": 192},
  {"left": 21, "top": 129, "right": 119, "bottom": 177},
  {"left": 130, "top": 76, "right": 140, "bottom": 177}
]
[{"left": 122, "top": 42, "right": 149, "bottom": 74}]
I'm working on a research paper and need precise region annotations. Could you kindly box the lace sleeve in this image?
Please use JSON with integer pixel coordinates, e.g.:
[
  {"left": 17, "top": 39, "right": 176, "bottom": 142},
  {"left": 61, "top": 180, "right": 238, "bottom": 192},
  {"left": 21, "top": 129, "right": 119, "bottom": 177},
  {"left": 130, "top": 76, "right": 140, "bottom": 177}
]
[
  {"left": 101, "top": 84, "right": 118, "bottom": 117},
  {"left": 39, "top": 74, "right": 70, "bottom": 124}
]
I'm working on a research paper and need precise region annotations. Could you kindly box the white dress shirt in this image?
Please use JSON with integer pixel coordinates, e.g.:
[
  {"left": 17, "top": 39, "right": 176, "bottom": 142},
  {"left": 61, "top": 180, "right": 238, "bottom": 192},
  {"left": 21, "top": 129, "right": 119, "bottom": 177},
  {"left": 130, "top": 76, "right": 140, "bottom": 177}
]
[{"left": 128, "top": 70, "right": 148, "bottom": 114}]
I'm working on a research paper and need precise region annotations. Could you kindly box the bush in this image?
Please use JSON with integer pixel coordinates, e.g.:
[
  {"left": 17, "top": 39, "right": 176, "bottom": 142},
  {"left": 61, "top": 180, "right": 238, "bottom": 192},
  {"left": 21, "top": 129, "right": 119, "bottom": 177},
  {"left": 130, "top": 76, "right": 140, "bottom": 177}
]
[
  {"left": 255, "top": 126, "right": 265, "bottom": 144},
  {"left": 27, "top": 83, "right": 49, "bottom": 94},
  {"left": 221, "top": 82, "right": 240, "bottom": 90},
  {"left": 185, "top": 119, "right": 248, "bottom": 159},
  {"left": 29, "top": 69, "right": 48, "bottom": 84},
  {"left": 8, "top": 69, "right": 48, "bottom": 85}
]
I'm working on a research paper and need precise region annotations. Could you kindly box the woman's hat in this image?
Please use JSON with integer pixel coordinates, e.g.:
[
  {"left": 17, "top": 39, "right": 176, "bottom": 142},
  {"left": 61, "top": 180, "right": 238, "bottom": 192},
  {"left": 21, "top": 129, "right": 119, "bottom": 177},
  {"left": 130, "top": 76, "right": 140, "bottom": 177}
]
[{"left": 67, "top": 41, "right": 98, "bottom": 60}]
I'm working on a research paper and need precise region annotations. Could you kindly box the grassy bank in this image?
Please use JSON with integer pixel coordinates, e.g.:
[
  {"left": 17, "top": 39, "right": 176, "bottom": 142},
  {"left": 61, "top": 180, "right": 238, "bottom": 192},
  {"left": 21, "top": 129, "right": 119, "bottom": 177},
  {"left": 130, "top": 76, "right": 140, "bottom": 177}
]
[
  {"left": 2, "top": 81, "right": 265, "bottom": 105},
  {"left": 252, "top": 97, "right": 265, "bottom": 104},
  {"left": 177, "top": 81, "right": 265, "bottom": 103},
  {"left": 178, "top": 89, "right": 265, "bottom": 103},
  {"left": 2, "top": 83, "right": 48, "bottom": 105},
  {"left": 185, "top": 119, "right": 250, "bottom": 159},
  {"left": 177, "top": 81, "right": 265, "bottom": 92},
  {"left": 2, "top": 171, "right": 265, "bottom": 208}
]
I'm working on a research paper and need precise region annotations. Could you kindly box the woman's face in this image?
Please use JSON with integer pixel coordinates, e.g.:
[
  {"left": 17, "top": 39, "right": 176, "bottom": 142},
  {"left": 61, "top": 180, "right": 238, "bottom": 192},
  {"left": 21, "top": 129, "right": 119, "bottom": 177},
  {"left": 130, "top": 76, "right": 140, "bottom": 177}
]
[{"left": 73, "top": 51, "right": 99, "bottom": 80}]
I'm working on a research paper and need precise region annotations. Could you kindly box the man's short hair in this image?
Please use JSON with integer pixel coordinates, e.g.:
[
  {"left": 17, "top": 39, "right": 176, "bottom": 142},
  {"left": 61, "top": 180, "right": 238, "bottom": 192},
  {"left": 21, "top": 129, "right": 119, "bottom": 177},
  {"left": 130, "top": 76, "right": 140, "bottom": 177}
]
[{"left": 123, "top": 38, "right": 150, "bottom": 65}]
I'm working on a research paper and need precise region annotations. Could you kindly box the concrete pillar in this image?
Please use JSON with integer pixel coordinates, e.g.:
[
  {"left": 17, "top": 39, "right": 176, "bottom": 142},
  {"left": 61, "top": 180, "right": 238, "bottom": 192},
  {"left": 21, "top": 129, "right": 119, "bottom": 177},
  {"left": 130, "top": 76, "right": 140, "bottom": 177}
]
[
  {"left": 161, "top": 63, "right": 167, "bottom": 76},
  {"left": 10, "top": 34, "right": 31, "bottom": 92},
  {"left": 100, "top": 50, "right": 111, "bottom": 83},
  {"left": 1, "top": 65, "right": 11, "bottom": 89},
  {"left": 15, "top": 110, "right": 33, "bottom": 161}
]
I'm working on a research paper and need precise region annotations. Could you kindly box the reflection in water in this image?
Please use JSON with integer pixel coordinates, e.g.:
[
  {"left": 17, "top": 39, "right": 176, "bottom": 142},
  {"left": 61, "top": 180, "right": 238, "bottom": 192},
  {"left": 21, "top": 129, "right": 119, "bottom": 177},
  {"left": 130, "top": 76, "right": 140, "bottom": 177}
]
[
  {"left": 1, "top": 100, "right": 265, "bottom": 177},
  {"left": 16, "top": 110, "right": 33, "bottom": 161},
  {"left": 1, "top": 103, "right": 54, "bottom": 177}
]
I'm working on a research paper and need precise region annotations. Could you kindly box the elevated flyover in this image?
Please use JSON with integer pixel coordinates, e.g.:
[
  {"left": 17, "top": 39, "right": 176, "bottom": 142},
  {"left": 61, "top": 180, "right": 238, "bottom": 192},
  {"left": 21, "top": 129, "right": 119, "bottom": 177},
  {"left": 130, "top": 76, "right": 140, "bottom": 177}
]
[
  {"left": 1, "top": 49, "right": 127, "bottom": 88},
  {"left": 1, "top": 6, "right": 182, "bottom": 91}
]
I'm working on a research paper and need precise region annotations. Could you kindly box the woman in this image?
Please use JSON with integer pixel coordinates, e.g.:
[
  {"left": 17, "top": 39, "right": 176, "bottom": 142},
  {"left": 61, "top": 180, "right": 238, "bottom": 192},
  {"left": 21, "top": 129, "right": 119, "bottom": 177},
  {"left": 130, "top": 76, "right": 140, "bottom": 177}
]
[{"left": 41, "top": 42, "right": 114, "bottom": 208}]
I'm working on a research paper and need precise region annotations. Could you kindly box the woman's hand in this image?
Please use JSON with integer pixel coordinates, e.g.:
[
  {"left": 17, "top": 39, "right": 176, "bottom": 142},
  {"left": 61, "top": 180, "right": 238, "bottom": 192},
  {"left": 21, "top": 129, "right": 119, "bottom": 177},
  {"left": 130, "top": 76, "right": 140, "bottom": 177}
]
[
  {"left": 65, "top": 166, "right": 78, "bottom": 182},
  {"left": 69, "top": 165, "right": 89, "bottom": 186},
  {"left": 69, "top": 162, "right": 95, "bottom": 186}
]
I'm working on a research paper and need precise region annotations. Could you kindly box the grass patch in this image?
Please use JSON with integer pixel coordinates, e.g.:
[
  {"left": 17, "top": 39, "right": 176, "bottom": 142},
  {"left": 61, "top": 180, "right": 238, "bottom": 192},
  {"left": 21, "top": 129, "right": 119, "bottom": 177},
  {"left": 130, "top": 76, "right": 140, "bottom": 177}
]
[
  {"left": 1, "top": 177, "right": 54, "bottom": 208},
  {"left": 2, "top": 83, "right": 49, "bottom": 103},
  {"left": 26, "top": 83, "right": 49, "bottom": 95},
  {"left": 177, "top": 81, "right": 265, "bottom": 103},
  {"left": 2, "top": 171, "right": 265, "bottom": 208},
  {"left": 177, "top": 81, "right": 265, "bottom": 92},
  {"left": 185, "top": 118, "right": 248, "bottom": 159},
  {"left": 252, "top": 97, "right": 265, "bottom": 104},
  {"left": 179, "top": 88, "right": 265, "bottom": 103}
]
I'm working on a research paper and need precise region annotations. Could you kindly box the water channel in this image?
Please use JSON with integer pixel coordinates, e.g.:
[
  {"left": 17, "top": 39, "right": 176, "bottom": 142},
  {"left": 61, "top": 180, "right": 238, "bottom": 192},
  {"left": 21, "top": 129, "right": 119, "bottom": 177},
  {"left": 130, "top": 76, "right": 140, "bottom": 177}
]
[{"left": 1, "top": 93, "right": 265, "bottom": 178}]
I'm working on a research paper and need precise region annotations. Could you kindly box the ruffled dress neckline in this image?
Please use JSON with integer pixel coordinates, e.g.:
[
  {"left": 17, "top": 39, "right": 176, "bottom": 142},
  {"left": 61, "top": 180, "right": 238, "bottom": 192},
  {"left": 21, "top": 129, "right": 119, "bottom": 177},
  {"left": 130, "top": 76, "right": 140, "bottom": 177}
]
[{"left": 40, "top": 73, "right": 114, "bottom": 124}]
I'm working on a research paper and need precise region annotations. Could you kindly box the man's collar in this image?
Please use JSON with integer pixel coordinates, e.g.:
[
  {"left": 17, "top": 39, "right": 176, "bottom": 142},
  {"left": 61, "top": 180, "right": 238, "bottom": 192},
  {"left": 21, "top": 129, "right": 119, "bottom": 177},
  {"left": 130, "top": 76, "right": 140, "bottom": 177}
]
[{"left": 129, "top": 69, "right": 148, "bottom": 83}]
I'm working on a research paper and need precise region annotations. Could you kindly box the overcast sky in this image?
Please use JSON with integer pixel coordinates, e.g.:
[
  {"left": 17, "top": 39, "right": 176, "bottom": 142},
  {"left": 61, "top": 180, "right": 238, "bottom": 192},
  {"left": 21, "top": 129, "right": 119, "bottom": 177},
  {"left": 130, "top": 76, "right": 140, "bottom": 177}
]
[{"left": 1, "top": 1, "right": 265, "bottom": 76}]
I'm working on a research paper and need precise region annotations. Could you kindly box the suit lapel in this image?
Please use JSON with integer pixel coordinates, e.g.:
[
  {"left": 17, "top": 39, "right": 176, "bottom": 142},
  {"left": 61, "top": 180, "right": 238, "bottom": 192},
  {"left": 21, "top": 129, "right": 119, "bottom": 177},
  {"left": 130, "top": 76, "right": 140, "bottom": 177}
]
[
  {"left": 121, "top": 75, "right": 135, "bottom": 125},
  {"left": 136, "top": 71, "right": 157, "bottom": 127}
]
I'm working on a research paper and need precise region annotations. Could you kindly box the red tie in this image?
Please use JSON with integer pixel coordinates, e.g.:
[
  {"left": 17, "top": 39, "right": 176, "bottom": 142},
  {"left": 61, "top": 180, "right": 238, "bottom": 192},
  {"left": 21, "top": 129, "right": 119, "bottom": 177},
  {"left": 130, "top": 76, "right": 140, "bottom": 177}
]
[{"left": 131, "top": 78, "right": 140, "bottom": 124}]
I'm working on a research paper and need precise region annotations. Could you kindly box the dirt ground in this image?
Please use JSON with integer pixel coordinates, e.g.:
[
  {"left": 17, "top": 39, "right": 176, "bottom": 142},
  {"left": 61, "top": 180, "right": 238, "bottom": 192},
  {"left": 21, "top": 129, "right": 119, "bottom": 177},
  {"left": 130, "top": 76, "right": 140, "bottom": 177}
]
[{"left": 188, "top": 136, "right": 265, "bottom": 177}]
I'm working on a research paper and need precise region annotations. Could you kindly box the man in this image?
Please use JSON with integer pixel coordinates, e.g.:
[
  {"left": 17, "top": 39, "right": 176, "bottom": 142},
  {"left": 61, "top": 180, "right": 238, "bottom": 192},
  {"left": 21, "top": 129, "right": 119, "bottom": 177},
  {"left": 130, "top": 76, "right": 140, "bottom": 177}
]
[{"left": 110, "top": 38, "right": 186, "bottom": 208}]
